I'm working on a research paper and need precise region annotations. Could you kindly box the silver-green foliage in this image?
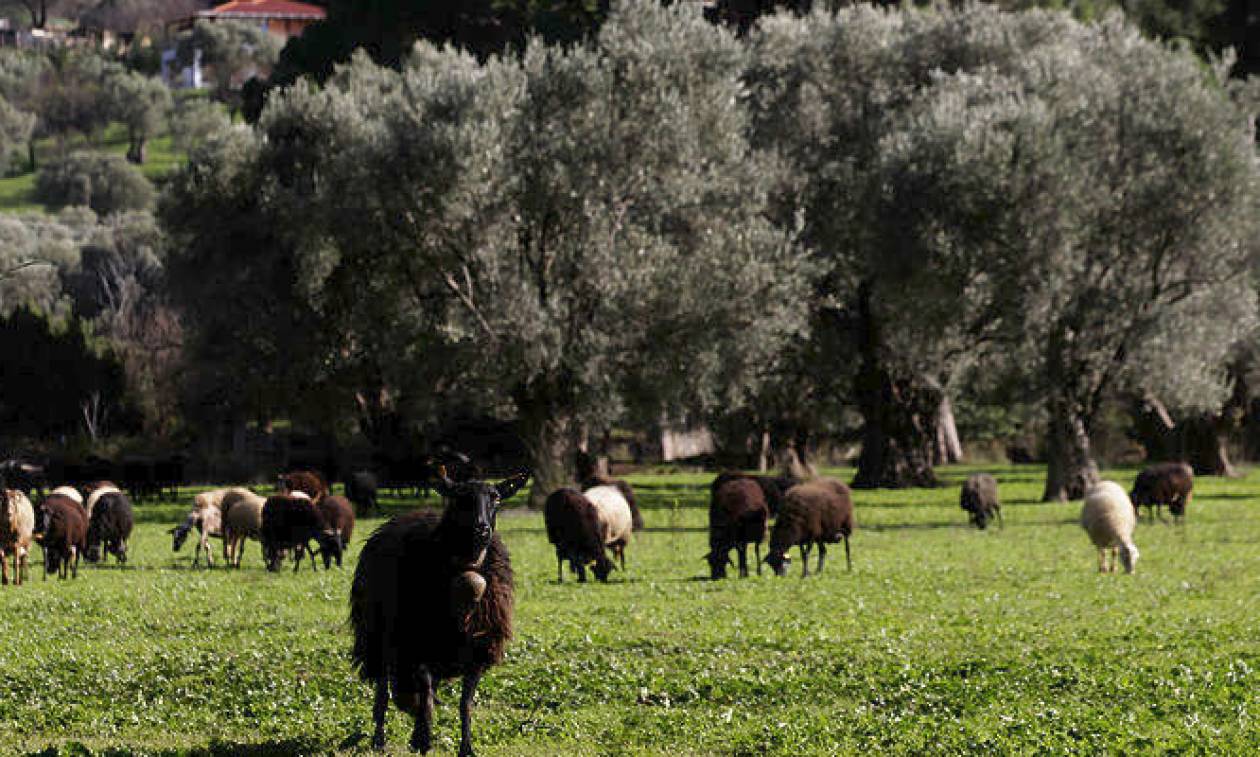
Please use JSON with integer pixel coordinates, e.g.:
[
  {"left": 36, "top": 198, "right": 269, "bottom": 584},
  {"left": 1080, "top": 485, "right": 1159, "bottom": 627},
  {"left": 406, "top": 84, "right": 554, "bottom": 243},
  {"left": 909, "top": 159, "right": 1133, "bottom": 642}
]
[
  {"left": 179, "top": 19, "right": 281, "bottom": 111},
  {"left": 245, "top": 0, "right": 809, "bottom": 497},
  {"left": 34, "top": 151, "right": 156, "bottom": 217}
]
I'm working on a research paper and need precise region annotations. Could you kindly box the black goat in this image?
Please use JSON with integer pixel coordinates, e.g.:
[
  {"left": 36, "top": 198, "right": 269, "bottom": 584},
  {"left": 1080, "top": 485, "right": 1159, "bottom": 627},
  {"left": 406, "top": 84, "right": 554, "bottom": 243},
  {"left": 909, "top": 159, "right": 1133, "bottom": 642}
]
[{"left": 351, "top": 469, "right": 528, "bottom": 755}]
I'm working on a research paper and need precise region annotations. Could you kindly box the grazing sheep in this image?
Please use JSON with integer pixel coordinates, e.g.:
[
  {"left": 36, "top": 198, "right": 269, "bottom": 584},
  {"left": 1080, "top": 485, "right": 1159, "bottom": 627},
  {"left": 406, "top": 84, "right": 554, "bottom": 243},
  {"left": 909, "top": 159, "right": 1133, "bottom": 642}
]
[
  {"left": 83, "top": 480, "right": 122, "bottom": 520},
  {"left": 85, "top": 489, "right": 134, "bottom": 565},
  {"left": 345, "top": 470, "right": 379, "bottom": 515},
  {"left": 1131, "top": 462, "right": 1194, "bottom": 523},
  {"left": 278, "top": 470, "right": 328, "bottom": 502},
  {"left": 1081, "top": 481, "right": 1139, "bottom": 574},
  {"left": 36, "top": 494, "right": 87, "bottom": 579},
  {"left": 171, "top": 505, "right": 223, "bottom": 568},
  {"left": 351, "top": 470, "right": 528, "bottom": 754},
  {"left": 707, "top": 477, "right": 769, "bottom": 579},
  {"left": 765, "top": 478, "right": 855, "bottom": 577},
  {"left": 221, "top": 489, "right": 266, "bottom": 568},
  {"left": 0, "top": 489, "right": 35, "bottom": 585},
  {"left": 709, "top": 471, "right": 796, "bottom": 517},
  {"left": 316, "top": 494, "right": 355, "bottom": 569},
  {"left": 584, "top": 484, "right": 634, "bottom": 573},
  {"left": 261, "top": 493, "right": 333, "bottom": 572},
  {"left": 960, "top": 473, "right": 1002, "bottom": 530},
  {"left": 580, "top": 473, "right": 645, "bottom": 531},
  {"left": 544, "top": 488, "right": 614, "bottom": 583}
]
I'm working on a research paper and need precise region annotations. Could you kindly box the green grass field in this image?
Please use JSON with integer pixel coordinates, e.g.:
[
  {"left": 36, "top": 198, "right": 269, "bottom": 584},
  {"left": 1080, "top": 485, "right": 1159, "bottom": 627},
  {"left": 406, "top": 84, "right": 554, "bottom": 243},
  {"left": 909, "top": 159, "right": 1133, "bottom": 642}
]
[{"left": 3, "top": 464, "right": 1259, "bottom": 755}]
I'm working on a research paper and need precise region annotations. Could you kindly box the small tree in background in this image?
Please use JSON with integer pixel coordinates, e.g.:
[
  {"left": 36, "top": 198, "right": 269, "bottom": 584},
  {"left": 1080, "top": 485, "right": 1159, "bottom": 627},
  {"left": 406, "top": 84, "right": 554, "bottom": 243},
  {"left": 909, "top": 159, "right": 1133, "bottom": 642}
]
[
  {"left": 179, "top": 19, "right": 281, "bottom": 117},
  {"left": 103, "top": 69, "right": 172, "bottom": 164},
  {"left": 35, "top": 152, "right": 156, "bottom": 216}
]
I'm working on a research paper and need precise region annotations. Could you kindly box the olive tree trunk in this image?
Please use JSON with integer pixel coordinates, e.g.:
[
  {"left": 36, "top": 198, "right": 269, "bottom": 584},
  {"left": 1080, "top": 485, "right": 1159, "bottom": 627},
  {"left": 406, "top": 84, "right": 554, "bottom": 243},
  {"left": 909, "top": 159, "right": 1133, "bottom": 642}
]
[
  {"left": 933, "top": 395, "right": 963, "bottom": 466},
  {"left": 1041, "top": 400, "right": 1099, "bottom": 501},
  {"left": 516, "top": 396, "right": 576, "bottom": 510}
]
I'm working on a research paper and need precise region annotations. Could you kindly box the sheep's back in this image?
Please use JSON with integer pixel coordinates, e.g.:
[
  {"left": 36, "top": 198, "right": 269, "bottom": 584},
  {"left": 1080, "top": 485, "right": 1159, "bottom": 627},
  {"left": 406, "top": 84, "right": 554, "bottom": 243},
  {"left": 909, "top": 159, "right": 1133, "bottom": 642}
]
[
  {"left": 584, "top": 485, "right": 634, "bottom": 545},
  {"left": 85, "top": 483, "right": 122, "bottom": 519},
  {"left": 225, "top": 496, "right": 264, "bottom": 536},
  {"left": 710, "top": 479, "right": 768, "bottom": 546},
  {"left": 318, "top": 495, "right": 355, "bottom": 543},
  {"left": 772, "top": 479, "right": 854, "bottom": 551},
  {"left": 1132, "top": 463, "right": 1193, "bottom": 505},
  {"left": 50, "top": 486, "right": 83, "bottom": 505},
  {"left": 89, "top": 492, "right": 134, "bottom": 540},
  {"left": 961, "top": 474, "right": 999, "bottom": 512},
  {"left": 0, "top": 490, "right": 34, "bottom": 550},
  {"left": 351, "top": 511, "right": 513, "bottom": 682},
  {"left": 43, "top": 496, "right": 87, "bottom": 547},
  {"left": 1081, "top": 481, "right": 1136, "bottom": 547}
]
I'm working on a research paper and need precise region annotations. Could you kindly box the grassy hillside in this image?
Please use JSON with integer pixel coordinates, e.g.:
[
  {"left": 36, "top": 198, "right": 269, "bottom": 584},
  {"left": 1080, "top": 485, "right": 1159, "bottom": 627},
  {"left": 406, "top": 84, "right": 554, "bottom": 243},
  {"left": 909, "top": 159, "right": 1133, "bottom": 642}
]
[{"left": 2, "top": 464, "right": 1258, "bottom": 754}]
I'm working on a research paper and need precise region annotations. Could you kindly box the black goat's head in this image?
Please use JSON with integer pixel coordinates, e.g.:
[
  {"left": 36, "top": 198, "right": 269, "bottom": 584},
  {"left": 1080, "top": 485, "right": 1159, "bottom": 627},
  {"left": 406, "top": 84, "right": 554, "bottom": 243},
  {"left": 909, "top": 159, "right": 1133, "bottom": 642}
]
[{"left": 435, "top": 468, "right": 529, "bottom": 564}]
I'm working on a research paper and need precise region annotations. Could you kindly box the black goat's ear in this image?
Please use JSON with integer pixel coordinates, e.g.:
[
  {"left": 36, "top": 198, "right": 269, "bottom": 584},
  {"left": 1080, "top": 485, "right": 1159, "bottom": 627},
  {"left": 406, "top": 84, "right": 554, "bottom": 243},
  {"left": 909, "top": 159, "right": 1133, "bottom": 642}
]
[
  {"left": 495, "top": 470, "right": 530, "bottom": 501},
  {"left": 433, "top": 465, "right": 457, "bottom": 498}
]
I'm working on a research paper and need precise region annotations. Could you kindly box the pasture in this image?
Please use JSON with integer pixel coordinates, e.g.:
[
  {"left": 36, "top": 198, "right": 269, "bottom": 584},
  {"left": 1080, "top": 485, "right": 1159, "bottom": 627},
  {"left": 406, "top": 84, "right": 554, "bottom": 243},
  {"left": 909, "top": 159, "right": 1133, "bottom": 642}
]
[{"left": 4, "top": 464, "right": 1260, "bottom": 755}]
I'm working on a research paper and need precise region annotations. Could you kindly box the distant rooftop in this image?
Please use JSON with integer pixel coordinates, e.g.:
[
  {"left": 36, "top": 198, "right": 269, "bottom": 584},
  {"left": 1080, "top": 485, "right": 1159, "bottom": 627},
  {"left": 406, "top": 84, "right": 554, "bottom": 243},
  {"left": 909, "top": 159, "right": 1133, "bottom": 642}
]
[{"left": 198, "top": 0, "right": 327, "bottom": 21}]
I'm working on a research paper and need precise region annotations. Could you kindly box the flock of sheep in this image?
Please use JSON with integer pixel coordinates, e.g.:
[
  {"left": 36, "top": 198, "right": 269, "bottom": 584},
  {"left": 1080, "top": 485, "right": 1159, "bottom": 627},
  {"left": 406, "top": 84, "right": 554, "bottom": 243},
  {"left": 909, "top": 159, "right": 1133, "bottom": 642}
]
[{"left": 0, "top": 458, "right": 1198, "bottom": 755}]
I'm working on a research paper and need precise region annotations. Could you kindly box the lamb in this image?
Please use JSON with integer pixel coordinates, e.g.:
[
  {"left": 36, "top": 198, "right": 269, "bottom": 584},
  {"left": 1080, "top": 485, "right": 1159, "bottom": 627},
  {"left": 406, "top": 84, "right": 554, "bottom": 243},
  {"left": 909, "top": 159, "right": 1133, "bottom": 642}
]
[
  {"left": 221, "top": 489, "right": 267, "bottom": 568},
  {"left": 351, "top": 469, "right": 527, "bottom": 754},
  {"left": 316, "top": 494, "right": 355, "bottom": 569},
  {"left": 36, "top": 494, "right": 87, "bottom": 579},
  {"left": 278, "top": 470, "right": 328, "bottom": 502},
  {"left": 707, "top": 477, "right": 769, "bottom": 579},
  {"left": 544, "top": 488, "right": 614, "bottom": 583},
  {"left": 584, "top": 484, "right": 635, "bottom": 573},
  {"left": 0, "top": 489, "right": 35, "bottom": 585},
  {"left": 1081, "top": 480, "right": 1139, "bottom": 574},
  {"left": 85, "top": 488, "right": 134, "bottom": 565},
  {"left": 171, "top": 504, "right": 223, "bottom": 568},
  {"left": 764, "top": 478, "right": 855, "bottom": 577},
  {"left": 960, "top": 473, "right": 1002, "bottom": 530},
  {"left": 709, "top": 471, "right": 796, "bottom": 517},
  {"left": 1131, "top": 462, "right": 1193, "bottom": 523},
  {"left": 261, "top": 492, "right": 334, "bottom": 572},
  {"left": 345, "top": 470, "right": 379, "bottom": 515}
]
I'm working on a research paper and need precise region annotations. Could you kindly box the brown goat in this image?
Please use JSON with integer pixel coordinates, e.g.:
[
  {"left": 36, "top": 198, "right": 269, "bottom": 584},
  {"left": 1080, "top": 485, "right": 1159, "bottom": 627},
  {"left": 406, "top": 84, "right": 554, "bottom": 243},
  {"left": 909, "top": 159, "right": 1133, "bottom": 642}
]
[
  {"left": 707, "top": 477, "right": 768, "bottom": 579},
  {"left": 1131, "top": 462, "right": 1194, "bottom": 523},
  {"left": 765, "top": 478, "right": 855, "bottom": 577}
]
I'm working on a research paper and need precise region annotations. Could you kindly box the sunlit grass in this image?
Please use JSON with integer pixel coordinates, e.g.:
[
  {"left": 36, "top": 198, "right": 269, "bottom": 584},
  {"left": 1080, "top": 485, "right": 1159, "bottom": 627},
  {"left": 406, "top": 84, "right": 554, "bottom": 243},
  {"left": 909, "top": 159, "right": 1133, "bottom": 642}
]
[{"left": 2, "top": 464, "right": 1258, "bottom": 754}]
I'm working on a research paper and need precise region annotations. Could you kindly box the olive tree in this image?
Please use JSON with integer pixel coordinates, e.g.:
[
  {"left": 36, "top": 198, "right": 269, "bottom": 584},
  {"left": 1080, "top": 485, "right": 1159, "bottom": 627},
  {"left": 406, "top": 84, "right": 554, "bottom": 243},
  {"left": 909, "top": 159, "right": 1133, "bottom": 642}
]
[
  {"left": 103, "top": 69, "right": 172, "bottom": 164},
  {"left": 179, "top": 20, "right": 281, "bottom": 117},
  {"left": 174, "top": 0, "right": 811, "bottom": 506}
]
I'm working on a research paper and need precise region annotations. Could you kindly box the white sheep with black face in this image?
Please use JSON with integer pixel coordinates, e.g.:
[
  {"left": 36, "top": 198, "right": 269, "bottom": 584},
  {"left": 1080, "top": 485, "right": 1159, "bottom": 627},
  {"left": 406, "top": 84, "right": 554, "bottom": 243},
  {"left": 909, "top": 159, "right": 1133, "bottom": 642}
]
[{"left": 1081, "top": 481, "right": 1139, "bottom": 574}]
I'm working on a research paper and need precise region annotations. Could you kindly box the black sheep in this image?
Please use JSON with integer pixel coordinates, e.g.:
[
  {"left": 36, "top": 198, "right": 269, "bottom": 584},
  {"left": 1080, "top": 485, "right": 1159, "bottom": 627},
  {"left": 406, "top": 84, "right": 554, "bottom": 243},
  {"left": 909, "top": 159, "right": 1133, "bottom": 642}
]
[
  {"left": 1131, "top": 462, "right": 1194, "bottom": 522},
  {"left": 707, "top": 477, "right": 769, "bottom": 579},
  {"left": 765, "top": 478, "right": 855, "bottom": 577},
  {"left": 36, "top": 494, "right": 87, "bottom": 579},
  {"left": 710, "top": 471, "right": 796, "bottom": 517},
  {"left": 545, "top": 488, "right": 614, "bottom": 583},
  {"left": 316, "top": 494, "right": 356, "bottom": 569},
  {"left": 960, "top": 473, "right": 1002, "bottom": 530},
  {"left": 345, "top": 470, "right": 379, "bottom": 515},
  {"left": 351, "top": 469, "right": 528, "bottom": 755},
  {"left": 261, "top": 494, "right": 334, "bottom": 572},
  {"left": 85, "top": 490, "right": 134, "bottom": 564}
]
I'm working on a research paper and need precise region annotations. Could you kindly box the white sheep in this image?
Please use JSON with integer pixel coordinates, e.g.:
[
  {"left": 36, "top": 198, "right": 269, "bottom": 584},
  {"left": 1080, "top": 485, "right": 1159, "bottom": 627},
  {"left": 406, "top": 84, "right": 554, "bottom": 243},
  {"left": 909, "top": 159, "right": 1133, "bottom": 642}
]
[
  {"left": 221, "top": 489, "right": 267, "bottom": 568},
  {"left": 0, "top": 489, "right": 34, "bottom": 585},
  {"left": 584, "top": 484, "right": 634, "bottom": 572},
  {"left": 50, "top": 486, "right": 83, "bottom": 505},
  {"left": 84, "top": 482, "right": 122, "bottom": 520},
  {"left": 1081, "top": 481, "right": 1139, "bottom": 574}
]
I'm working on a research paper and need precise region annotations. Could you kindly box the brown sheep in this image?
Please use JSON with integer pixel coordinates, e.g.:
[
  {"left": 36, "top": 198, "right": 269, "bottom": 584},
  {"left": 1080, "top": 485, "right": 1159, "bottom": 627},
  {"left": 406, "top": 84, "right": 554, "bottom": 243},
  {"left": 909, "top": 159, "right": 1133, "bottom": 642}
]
[
  {"left": 765, "top": 478, "right": 855, "bottom": 577},
  {"left": 351, "top": 470, "right": 528, "bottom": 754},
  {"left": 707, "top": 477, "right": 768, "bottom": 579},
  {"left": 545, "top": 488, "right": 614, "bottom": 583},
  {"left": 278, "top": 470, "right": 328, "bottom": 502},
  {"left": 316, "top": 494, "right": 355, "bottom": 569},
  {"left": 1131, "top": 462, "right": 1194, "bottom": 523},
  {"left": 960, "top": 473, "right": 1002, "bottom": 530},
  {"left": 36, "top": 494, "right": 87, "bottom": 579}
]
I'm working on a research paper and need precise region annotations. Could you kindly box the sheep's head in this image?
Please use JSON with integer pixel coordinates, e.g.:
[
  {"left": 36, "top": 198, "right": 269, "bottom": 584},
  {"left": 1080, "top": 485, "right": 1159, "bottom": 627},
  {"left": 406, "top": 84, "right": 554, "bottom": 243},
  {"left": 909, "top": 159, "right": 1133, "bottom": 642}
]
[
  {"left": 764, "top": 550, "right": 790, "bottom": 577},
  {"left": 970, "top": 510, "right": 991, "bottom": 530},
  {"left": 1119, "top": 543, "right": 1139, "bottom": 574},
  {"left": 170, "top": 520, "right": 192, "bottom": 552},
  {"left": 436, "top": 468, "right": 529, "bottom": 565},
  {"left": 591, "top": 554, "right": 615, "bottom": 582}
]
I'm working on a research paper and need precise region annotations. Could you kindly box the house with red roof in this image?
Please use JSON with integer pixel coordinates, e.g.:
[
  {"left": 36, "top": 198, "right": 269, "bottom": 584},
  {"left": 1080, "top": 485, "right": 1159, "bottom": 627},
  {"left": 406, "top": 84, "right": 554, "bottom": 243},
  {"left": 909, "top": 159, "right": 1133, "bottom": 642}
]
[{"left": 198, "top": 0, "right": 326, "bottom": 42}]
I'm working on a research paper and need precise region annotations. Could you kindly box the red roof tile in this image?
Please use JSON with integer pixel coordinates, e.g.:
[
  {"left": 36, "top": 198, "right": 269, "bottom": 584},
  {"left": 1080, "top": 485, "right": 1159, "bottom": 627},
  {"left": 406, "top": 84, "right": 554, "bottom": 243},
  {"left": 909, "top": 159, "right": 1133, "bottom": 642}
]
[{"left": 199, "top": 0, "right": 326, "bottom": 20}]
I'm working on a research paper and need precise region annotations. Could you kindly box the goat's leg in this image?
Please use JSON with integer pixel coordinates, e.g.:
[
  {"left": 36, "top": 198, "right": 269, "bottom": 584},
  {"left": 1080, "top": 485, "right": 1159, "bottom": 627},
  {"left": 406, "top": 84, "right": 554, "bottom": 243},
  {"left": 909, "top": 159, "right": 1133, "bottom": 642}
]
[
  {"left": 458, "top": 669, "right": 484, "bottom": 757},
  {"left": 408, "top": 669, "right": 434, "bottom": 753},
  {"left": 737, "top": 543, "right": 749, "bottom": 578},
  {"left": 371, "top": 676, "right": 389, "bottom": 749},
  {"left": 816, "top": 542, "right": 827, "bottom": 574}
]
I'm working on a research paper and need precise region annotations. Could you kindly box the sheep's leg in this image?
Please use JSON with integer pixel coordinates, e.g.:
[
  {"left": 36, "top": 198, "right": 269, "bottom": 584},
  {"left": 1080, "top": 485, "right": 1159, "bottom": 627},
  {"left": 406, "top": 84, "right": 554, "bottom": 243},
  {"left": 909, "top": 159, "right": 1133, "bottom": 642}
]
[
  {"left": 575, "top": 561, "right": 587, "bottom": 583},
  {"left": 616, "top": 543, "right": 626, "bottom": 571},
  {"left": 457, "top": 669, "right": 483, "bottom": 757},
  {"left": 755, "top": 542, "right": 762, "bottom": 576},
  {"left": 737, "top": 544, "right": 749, "bottom": 578},
  {"left": 1097, "top": 548, "right": 1107, "bottom": 573},
  {"left": 995, "top": 506, "right": 1003, "bottom": 529},
  {"left": 816, "top": 542, "right": 827, "bottom": 574},
  {"left": 371, "top": 676, "right": 389, "bottom": 750},
  {"left": 1, "top": 547, "right": 8, "bottom": 585},
  {"left": 800, "top": 544, "right": 811, "bottom": 578},
  {"left": 408, "top": 669, "right": 434, "bottom": 753},
  {"left": 844, "top": 535, "right": 852, "bottom": 571},
  {"left": 556, "top": 553, "right": 563, "bottom": 583}
]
